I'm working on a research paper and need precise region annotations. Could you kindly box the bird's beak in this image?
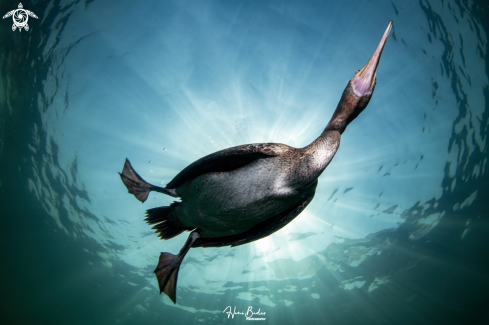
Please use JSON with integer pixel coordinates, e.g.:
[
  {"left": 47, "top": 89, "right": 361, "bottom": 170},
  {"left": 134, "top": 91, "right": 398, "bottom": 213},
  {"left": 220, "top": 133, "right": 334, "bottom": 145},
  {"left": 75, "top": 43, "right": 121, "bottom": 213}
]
[{"left": 351, "top": 21, "right": 393, "bottom": 97}]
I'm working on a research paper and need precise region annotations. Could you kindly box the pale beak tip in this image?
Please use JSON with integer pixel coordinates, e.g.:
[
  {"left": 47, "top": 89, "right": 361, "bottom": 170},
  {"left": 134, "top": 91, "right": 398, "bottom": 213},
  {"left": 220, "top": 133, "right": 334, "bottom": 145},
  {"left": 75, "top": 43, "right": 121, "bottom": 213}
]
[{"left": 351, "top": 21, "right": 393, "bottom": 97}]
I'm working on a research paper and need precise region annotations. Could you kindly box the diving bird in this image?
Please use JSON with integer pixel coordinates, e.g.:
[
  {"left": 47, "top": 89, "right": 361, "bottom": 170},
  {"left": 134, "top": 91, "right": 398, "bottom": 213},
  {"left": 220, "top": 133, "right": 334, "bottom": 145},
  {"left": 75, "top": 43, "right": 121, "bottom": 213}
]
[{"left": 120, "top": 21, "right": 392, "bottom": 303}]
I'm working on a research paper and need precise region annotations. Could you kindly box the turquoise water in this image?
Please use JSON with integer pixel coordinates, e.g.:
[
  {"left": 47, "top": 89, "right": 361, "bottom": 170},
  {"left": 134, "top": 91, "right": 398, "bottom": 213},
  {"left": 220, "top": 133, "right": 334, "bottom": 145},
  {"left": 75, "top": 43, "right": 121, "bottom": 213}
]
[{"left": 0, "top": 0, "right": 488, "bottom": 324}]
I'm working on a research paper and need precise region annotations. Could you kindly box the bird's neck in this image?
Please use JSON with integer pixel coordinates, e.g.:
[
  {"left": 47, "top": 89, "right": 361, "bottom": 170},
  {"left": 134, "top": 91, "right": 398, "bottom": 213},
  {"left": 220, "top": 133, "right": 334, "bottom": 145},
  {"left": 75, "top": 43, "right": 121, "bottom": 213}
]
[
  {"left": 291, "top": 80, "right": 372, "bottom": 184},
  {"left": 294, "top": 130, "right": 341, "bottom": 184},
  {"left": 324, "top": 81, "right": 373, "bottom": 135}
]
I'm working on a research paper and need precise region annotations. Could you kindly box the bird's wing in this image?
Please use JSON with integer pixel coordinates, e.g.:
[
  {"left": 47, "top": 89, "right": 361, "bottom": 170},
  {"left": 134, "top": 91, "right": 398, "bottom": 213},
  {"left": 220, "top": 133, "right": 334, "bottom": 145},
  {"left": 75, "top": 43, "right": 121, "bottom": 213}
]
[
  {"left": 26, "top": 10, "right": 38, "bottom": 18},
  {"left": 2, "top": 10, "right": 14, "bottom": 19},
  {"left": 192, "top": 181, "right": 317, "bottom": 248},
  {"left": 166, "top": 143, "right": 292, "bottom": 189}
]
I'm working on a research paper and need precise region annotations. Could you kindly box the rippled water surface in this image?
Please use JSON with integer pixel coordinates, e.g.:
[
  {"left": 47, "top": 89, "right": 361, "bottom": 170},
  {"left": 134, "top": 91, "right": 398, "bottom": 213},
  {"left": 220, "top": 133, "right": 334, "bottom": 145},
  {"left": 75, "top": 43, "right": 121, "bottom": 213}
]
[{"left": 1, "top": 0, "right": 488, "bottom": 324}]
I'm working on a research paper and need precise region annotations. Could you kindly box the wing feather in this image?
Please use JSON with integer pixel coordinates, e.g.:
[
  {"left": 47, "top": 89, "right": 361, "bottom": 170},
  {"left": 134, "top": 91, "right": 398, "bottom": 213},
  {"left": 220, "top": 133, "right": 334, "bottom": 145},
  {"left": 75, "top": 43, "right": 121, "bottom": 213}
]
[{"left": 166, "top": 143, "right": 291, "bottom": 189}]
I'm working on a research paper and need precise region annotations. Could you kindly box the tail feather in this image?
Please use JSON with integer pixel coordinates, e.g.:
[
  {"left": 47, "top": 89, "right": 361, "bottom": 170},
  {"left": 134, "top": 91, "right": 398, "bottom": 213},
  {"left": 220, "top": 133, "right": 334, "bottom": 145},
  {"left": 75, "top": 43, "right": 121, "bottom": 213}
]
[
  {"left": 145, "top": 206, "right": 172, "bottom": 224},
  {"left": 145, "top": 204, "right": 187, "bottom": 240}
]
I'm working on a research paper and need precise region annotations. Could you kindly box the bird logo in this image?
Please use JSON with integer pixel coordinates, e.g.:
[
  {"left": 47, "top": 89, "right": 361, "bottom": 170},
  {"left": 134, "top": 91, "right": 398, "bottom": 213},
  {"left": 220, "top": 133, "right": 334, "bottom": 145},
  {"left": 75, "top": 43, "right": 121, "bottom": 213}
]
[{"left": 3, "top": 3, "right": 38, "bottom": 32}]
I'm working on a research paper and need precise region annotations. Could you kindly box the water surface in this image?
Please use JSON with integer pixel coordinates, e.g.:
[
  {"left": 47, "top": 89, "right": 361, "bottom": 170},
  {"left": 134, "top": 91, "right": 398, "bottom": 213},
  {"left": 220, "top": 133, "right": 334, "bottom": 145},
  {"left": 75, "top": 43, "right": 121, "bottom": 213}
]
[{"left": 1, "top": 0, "right": 488, "bottom": 324}]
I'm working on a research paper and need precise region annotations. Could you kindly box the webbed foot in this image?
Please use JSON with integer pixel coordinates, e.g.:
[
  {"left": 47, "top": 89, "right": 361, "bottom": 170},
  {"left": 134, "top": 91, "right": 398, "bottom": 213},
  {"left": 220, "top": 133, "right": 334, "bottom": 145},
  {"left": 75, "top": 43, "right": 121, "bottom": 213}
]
[
  {"left": 154, "top": 231, "right": 200, "bottom": 303},
  {"left": 119, "top": 158, "right": 178, "bottom": 202}
]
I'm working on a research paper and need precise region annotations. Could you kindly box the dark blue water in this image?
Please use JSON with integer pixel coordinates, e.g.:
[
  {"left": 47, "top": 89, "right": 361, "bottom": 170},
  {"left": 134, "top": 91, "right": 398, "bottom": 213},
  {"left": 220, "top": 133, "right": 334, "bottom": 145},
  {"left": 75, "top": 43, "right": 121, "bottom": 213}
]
[{"left": 1, "top": 0, "right": 488, "bottom": 324}]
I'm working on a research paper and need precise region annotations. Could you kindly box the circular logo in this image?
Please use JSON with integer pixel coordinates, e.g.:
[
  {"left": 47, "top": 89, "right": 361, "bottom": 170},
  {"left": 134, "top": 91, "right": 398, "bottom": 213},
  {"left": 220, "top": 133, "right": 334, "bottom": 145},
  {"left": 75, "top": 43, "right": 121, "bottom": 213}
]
[
  {"left": 13, "top": 9, "right": 28, "bottom": 28},
  {"left": 2, "top": 3, "right": 38, "bottom": 32}
]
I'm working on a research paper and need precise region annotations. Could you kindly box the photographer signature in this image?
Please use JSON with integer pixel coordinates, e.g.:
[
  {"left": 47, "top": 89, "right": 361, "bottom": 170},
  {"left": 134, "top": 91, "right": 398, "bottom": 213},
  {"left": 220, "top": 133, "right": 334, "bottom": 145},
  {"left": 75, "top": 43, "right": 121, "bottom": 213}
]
[{"left": 223, "top": 306, "right": 266, "bottom": 321}]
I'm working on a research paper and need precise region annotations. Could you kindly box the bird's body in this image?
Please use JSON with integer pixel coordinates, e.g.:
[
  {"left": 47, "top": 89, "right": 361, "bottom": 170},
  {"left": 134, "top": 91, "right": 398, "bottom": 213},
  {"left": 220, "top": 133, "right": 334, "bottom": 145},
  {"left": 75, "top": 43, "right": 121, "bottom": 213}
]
[
  {"left": 120, "top": 21, "right": 393, "bottom": 303},
  {"left": 175, "top": 131, "right": 339, "bottom": 238}
]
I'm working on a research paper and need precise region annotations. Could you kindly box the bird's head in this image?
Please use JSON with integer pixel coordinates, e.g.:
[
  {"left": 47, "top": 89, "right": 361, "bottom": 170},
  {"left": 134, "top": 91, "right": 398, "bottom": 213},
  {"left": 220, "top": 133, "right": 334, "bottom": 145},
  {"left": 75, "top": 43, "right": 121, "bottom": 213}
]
[
  {"left": 351, "top": 20, "right": 393, "bottom": 98},
  {"left": 325, "top": 21, "right": 392, "bottom": 134}
]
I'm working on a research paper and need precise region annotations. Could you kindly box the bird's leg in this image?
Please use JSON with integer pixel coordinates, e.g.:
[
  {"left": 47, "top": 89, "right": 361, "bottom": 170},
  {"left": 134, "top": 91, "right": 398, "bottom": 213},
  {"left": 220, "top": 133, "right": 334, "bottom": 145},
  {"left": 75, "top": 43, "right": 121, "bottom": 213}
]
[
  {"left": 119, "top": 158, "right": 178, "bottom": 202},
  {"left": 154, "top": 231, "right": 200, "bottom": 304}
]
